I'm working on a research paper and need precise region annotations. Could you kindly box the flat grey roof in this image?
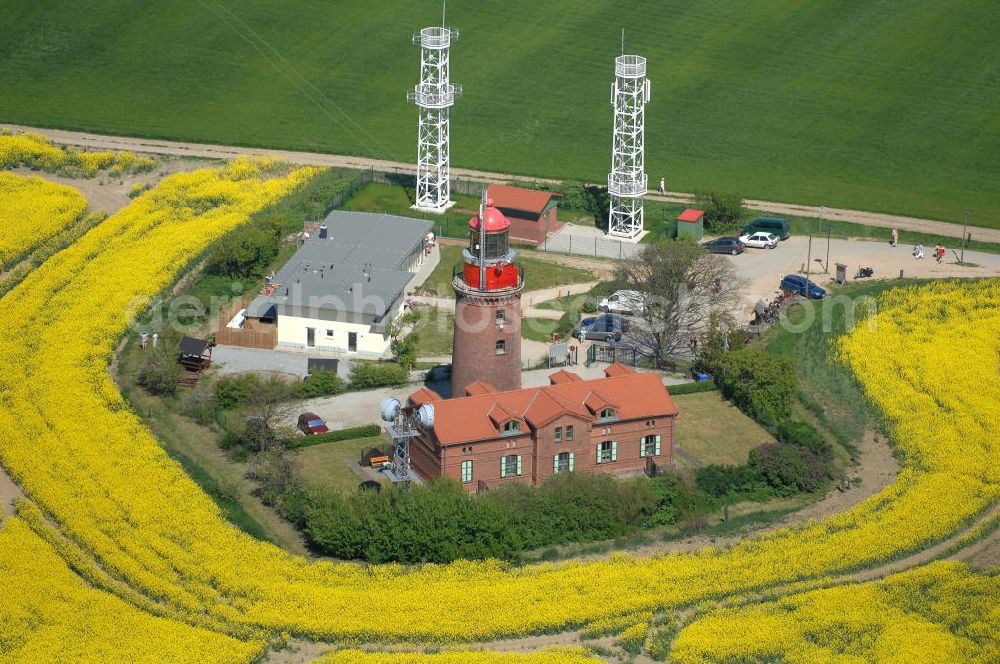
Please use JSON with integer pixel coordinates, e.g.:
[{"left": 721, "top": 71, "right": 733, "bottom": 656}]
[{"left": 247, "top": 211, "right": 433, "bottom": 324}]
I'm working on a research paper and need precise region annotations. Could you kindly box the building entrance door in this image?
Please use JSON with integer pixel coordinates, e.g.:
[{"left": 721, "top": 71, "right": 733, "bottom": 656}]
[
  {"left": 306, "top": 327, "right": 316, "bottom": 348},
  {"left": 348, "top": 332, "right": 357, "bottom": 352}
]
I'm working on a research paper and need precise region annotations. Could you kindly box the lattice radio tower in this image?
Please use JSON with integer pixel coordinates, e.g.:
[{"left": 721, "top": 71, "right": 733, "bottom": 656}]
[
  {"left": 408, "top": 6, "right": 461, "bottom": 213},
  {"left": 607, "top": 36, "right": 650, "bottom": 239}
]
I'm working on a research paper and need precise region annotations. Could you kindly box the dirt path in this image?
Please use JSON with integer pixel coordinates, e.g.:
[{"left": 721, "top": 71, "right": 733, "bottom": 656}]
[
  {"left": 8, "top": 123, "right": 992, "bottom": 243},
  {"left": 0, "top": 462, "right": 25, "bottom": 520}
]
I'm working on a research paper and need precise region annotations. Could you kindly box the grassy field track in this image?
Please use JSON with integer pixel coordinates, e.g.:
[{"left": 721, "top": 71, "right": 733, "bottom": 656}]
[{"left": 1, "top": 1, "right": 998, "bottom": 224}]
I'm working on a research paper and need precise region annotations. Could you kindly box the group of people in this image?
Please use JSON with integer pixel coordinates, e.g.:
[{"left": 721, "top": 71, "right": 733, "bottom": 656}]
[
  {"left": 894, "top": 229, "right": 945, "bottom": 263},
  {"left": 139, "top": 332, "right": 159, "bottom": 350},
  {"left": 910, "top": 242, "right": 946, "bottom": 263}
]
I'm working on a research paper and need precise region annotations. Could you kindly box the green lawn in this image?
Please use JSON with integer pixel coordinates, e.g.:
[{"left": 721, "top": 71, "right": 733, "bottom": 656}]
[
  {"left": 521, "top": 316, "right": 561, "bottom": 343},
  {"left": 411, "top": 305, "right": 454, "bottom": 358},
  {"left": 422, "top": 243, "right": 597, "bottom": 296},
  {"left": 2, "top": 1, "right": 997, "bottom": 225},
  {"left": 293, "top": 436, "right": 388, "bottom": 494},
  {"left": 672, "top": 391, "right": 777, "bottom": 466}
]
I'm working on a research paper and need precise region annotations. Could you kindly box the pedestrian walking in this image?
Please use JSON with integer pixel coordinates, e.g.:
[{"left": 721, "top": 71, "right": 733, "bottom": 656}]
[
  {"left": 935, "top": 245, "right": 945, "bottom": 263},
  {"left": 152, "top": 332, "right": 159, "bottom": 349},
  {"left": 140, "top": 332, "right": 148, "bottom": 350},
  {"left": 658, "top": 178, "right": 665, "bottom": 194},
  {"left": 891, "top": 227, "right": 898, "bottom": 247}
]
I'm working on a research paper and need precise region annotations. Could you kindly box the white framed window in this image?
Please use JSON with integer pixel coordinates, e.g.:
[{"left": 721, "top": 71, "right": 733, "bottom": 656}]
[
  {"left": 500, "top": 454, "right": 522, "bottom": 478},
  {"left": 461, "top": 460, "right": 473, "bottom": 484},
  {"left": 640, "top": 434, "right": 661, "bottom": 458},
  {"left": 553, "top": 452, "right": 574, "bottom": 474},
  {"left": 326, "top": 329, "right": 334, "bottom": 337},
  {"left": 554, "top": 426, "right": 562, "bottom": 442},
  {"left": 597, "top": 440, "right": 617, "bottom": 464},
  {"left": 495, "top": 339, "right": 506, "bottom": 355},
  {"left": 565, "top": 425, "right": 574, "bottom": 440},
  {"left": 496, "top": 309, "right": 505, "bottom": 324}
]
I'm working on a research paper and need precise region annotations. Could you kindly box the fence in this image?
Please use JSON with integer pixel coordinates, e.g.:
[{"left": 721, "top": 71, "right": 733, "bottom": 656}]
[
  {"left": 214, "top": 325, "right": 277, "bottom": 350},
  {"left": 585, "top": 344, "right": 639, "bottom": 367},
  {"left": 540, "top": 232, "right": 645, "bottom": 260}
]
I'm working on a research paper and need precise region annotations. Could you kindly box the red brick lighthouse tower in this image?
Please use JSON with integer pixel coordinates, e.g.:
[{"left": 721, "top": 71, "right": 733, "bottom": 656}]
[{"left": 451, "top": 196, "right": 524, "bottom": 396}]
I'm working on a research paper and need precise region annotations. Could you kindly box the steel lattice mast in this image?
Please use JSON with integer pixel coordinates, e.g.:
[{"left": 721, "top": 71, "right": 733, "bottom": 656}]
[
  {"left": 607, "top": 54, "right": 650, "bottom": 238},
  {"left": 408, "top": 24, "right": 461, "bottom": 213}
]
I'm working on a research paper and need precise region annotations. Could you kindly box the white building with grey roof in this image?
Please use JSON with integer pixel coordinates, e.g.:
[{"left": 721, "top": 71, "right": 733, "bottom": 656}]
[{"left": 243, "top": 211, "right": 435, "bottom": 356}]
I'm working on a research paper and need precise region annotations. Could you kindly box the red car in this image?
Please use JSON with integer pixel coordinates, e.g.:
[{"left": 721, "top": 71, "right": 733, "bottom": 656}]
[{"left": 297, "top": 412, "right": 330, "bottom": 435}]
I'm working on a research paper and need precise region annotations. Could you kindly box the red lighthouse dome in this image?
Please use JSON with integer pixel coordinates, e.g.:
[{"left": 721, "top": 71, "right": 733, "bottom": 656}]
[{"left": 468, "top": 198, "right": 510, "bottom": 232}]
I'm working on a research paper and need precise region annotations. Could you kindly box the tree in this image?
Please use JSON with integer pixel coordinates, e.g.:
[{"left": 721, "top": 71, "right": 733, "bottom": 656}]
[
  {"left": 614, "top": 240, "right": 743, "bottom": 365},
  {"left": 240, "top": 376, "right": 301, "bottom": 453},
  {"left": 137, "top": 334, "right": 181, "bottom": 396},
  {"left": 692, "top": 191, "right": 751, "bottom": 233}
]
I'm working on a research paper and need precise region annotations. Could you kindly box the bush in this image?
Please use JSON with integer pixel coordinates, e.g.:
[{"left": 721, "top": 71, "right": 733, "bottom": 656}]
[
  {"left": 646, "top": 473, "right": 707, "bottom": 526},
  {"left": 695, "top": 464, "right": 767, "bottom": 498},
  {"left": 711, "top": 348, "right": 798, "bottom": 426},
  {"left": 349, "top": 361, "right": 409, "bottom": 390},
  {"left": 776, "top": 419, "right": 832, "bottom": 459},
  {"left": 137, "top": 337, "right": 181, "bottom": 396},
  {"left": 749, "top": 443, "right": 828, "bottom": 495},
  {"left": 286, "top": 424, "right": 381, "bottom": 449},
  {"left": 691, "top": 191, "right": 750, "bottom": 233},
  {"left": 298, "top": 368, "right": 345, "bottom": 399},
  {"left": 667, "top": 380, "right": 718, "bottom": 396},
  {"left": 214, "top": 374, "right": 259, "bottom": 411}
]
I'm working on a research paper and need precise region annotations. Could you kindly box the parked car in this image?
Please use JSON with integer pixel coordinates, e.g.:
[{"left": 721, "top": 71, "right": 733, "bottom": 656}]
[
  {"left": 704, "top": 236, "right": 745, "bottom": 255},
  {"left": 574, "top": 314, "right": 629, "bottom": 342},
  {"left": 739, "top": 231, "right": 780, "bottom": 249},
  {"left": 598, "top": 289, "right": 646, "bottom": 316},
  {"left": 741, "top": 216, "right": 791, "bottom": 240},
  {"left": 779, "top": 274, "right": 826, "bottom": 299},
  {"left": 297, "top": 412, "right": 330, "bottom": 435}
]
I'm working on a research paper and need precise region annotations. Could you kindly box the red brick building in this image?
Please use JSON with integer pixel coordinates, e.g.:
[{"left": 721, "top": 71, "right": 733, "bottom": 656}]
[
  {"left": 487, "top": 184, "right": 562, "bottom": 246},
  {"left": 408, "top": 364, "right": 678, "bottom": 491}
]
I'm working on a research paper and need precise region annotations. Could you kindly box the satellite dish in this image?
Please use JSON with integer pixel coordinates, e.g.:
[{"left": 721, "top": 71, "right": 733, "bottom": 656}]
[
  {"left": 379, "top": 396, "right": 401, "bottom": 422},
  {"left": 417, "top": 404, "right": 435, "bottom": 429}
]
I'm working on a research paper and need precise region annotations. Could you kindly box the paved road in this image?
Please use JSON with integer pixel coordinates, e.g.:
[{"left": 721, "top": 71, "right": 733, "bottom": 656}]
[{"left": 5, "top": 123, "right": 996, "bottom": 244}]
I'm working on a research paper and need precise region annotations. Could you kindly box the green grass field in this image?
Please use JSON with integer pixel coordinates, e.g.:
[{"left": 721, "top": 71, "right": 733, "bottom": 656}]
[
  {"left": 672, "top": 391, "right": 777, "bottom": 466},
  {"left": 343, "top": 182, "right": 480, "bottom": 239},
  {"left": 293, "top": 436, "right": 388, "bottom": 494},
  {"left": 1, "top": 1, "right": 997, "bottom": 225}
]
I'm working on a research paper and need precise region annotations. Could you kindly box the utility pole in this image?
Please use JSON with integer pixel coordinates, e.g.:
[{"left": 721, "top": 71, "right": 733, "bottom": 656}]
[
  {"left": 961, "top": 211, "right": 969, "bottom": 263},
  {"left": 823, "top": 207, "right": 831, "bottom": 272},
  {"left": 805, "top": 208, "right": 817, "bottom": 288}
]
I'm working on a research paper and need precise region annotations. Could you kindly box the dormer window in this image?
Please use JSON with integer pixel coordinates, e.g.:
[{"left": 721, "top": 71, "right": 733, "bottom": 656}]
[
  {"left": 599, "top": 407, "right": 617, "bottom": 420},
  {"left": 503, "top": 420, "right": 520, "bottom": 434}
]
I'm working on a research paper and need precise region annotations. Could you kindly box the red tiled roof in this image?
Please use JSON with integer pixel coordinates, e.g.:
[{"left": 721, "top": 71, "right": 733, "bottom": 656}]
[
  {"left": 549, "top": 369, "right": 584, "bottom": 384},
  {"left": 678, "top": 208, "right": 705, "bottom": 223},
  {"left": 604, "top": 363, "right": 637, "bottom": 378},
  {"left": 487, "top": 184, "right": 561, "bottom": 214},
  {"left": 464, "top": 380, "right": 498, "bottom": 396},
  {"left": 408, "top": 386, "right": 443, "bottom": 406},
  {"left": 422, "top": 371, "right": 678, "bottom": 444}
]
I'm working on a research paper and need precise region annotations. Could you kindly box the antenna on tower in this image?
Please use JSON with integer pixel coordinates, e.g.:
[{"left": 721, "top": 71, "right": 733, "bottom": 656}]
[
  {"left": 607, "top": 43, "right": 651, "bottom": 239},
  {"left": 442, "top": 0, "right": 446, "bottom": 28},
  {"left": 408, "top": 12, "right": 462, "bottom": 213},
  {"left": 479, "top": 190, "right": 487, "bottom": 290}
]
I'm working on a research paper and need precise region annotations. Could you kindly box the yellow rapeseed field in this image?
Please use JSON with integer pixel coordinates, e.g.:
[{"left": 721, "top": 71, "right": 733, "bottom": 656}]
[
  {"left": 0, "top": 516, "right": 264, "bottom": 663},
  {"left": 0, "top": 172, "right": 88, "bottom": 267},
  {"left": 670, "top": 561, "right": 1000, "bottom": 663},
  {"left": 0, "top": 151, "right": 995, "bottom": 661},
  {"left": 314, "top": 649, "right": 599, "bottom": 663},
  {"left": 0, "top": 130, "right": 154, "bottom": 176}
]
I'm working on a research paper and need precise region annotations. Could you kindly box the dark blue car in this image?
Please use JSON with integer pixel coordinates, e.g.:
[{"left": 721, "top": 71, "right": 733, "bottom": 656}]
[
  {"left": 780, "top": 274, "right": 826, "bottom": 299},
  {"left": 574, "top": 314, "right": 630, "bottom": 341}
]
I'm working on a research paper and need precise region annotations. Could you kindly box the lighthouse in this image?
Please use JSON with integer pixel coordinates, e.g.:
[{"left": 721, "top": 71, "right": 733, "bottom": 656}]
[{"left": 450, "top": 196, "right": 524, "bottom": 396}]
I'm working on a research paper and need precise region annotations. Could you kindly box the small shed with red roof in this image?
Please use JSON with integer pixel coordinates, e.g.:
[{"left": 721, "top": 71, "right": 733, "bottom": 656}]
[
  {"left": 677, "top": 208, "right": 705, "bottom": 242},
  {"left": 487, "top": 184, "right": 562, "bottom": 246}
]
